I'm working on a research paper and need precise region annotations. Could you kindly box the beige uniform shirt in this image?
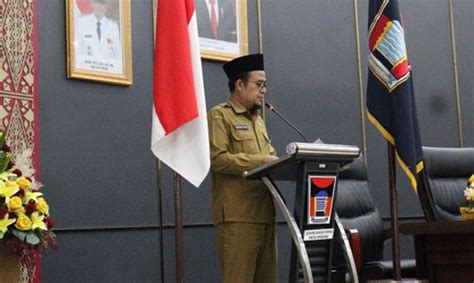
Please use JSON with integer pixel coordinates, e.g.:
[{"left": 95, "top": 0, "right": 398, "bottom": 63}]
[{"left": 208, "top": 97, "right": 277, "bottom": 225}]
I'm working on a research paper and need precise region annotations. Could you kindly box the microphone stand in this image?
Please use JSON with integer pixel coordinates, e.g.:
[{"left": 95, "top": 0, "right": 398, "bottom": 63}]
[{"left": 265, "top": 102, "right": 310, "bottom": 143}]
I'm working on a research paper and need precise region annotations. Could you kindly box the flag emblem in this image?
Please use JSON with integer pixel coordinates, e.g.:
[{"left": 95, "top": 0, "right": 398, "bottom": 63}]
[
  {"left": 307, "top": 175, "right": 336, "bottom": 225},
  {"left": 367, "top": 0, "right": 423, "bottom": 190},
  {"left": 369, "top": 13, "right": 410, "bottom": 91}
]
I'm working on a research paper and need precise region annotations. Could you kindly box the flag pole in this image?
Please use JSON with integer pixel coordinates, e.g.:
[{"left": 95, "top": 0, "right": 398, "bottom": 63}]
[
  {"left": 387, "top": 143, "right": 401, "bottom": 280},
  {"left": 153, "top": 1, "right": 210, "bottom": 281},
  {"left": 174, "top": 172, "right": 184, "bottom": 283},
  {"left": 156, "top": 160, "right": 165, "bottom": 283},
  {"left": 152, "top": 3, "right": 164, "bottom": 282}
]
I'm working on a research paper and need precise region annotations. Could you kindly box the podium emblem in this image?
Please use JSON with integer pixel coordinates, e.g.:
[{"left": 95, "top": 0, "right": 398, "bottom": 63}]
[{"left": 307, "top": 175, "right": 336, "bottom": 225}]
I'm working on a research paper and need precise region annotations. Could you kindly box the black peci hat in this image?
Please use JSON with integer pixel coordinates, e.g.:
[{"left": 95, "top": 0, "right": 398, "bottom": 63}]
[{"left": 223, "top": 54, "right": 264, "bottom": 81}]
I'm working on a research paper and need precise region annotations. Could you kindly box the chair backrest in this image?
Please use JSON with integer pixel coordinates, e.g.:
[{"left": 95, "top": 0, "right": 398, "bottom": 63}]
[
  {"left": 333, "top": 155, "right": 384, "bottom": 266},
  {"left": 418, "top": 146, "right": 474, "bottom": 221}
]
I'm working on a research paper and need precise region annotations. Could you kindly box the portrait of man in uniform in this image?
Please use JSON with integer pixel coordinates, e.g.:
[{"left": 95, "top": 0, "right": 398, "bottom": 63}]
[
  {"left": 73, "top": 0, "right": 123, "bottom": 74},
  {"left": 67, "top": 0, "right": 132, "bottom": 85}
]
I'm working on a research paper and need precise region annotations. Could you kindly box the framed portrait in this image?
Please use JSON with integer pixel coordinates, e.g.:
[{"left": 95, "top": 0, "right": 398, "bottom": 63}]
[
  {"left": 196, "top": 0, "right": 248, "bottom": 61},
  {"left": 66, "top": 0, "right": 133, "bottom": 85}
]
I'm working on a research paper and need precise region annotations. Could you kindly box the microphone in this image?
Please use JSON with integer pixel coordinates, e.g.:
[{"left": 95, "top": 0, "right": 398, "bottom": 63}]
[{"left": 265, "top": 102, "right": 310, "bottom": 142}]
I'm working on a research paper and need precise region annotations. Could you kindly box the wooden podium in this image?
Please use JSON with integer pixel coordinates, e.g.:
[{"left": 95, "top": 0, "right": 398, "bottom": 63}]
[
  {"left": 400, "top": 220, "right": 474, "bottom": 283},
  {"left": 244, "top": 142, "right": 360, "bottom": 283}
]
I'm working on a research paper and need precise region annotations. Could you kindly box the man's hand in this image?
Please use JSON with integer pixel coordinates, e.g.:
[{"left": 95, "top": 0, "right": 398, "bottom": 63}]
[{"left": 261, "top": 155, "right": 278, "bottom": 164}]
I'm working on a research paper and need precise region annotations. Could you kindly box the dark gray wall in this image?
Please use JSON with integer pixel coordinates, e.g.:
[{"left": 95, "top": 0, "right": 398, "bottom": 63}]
[
  {"left": 453, "top": 0, "right": 474, "bottom": 147},
  {"left": 38, "top": 0, "right": 473, "bottom": 282}
]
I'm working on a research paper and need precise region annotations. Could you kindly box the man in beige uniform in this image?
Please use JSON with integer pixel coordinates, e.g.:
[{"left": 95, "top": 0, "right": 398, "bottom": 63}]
[{"left": 208, "top": 54, "right": 279, "bottom": 283}]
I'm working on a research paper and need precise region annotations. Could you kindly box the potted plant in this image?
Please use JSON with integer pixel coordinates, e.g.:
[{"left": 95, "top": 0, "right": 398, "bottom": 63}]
[
  {"left": 0, "top": 130, "right": 55, "bottom": 281},
  {"left": 460, "top": 174, "right": 474, "bottom": 220}
]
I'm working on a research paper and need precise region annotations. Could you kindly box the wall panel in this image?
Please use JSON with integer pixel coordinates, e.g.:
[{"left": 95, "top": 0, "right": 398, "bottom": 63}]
[
  {"left": 41, "top": 230, "right": 160, "bottom": 282},
  {"left": 453, "top": 0, "right": 474, "bottom": 147}
]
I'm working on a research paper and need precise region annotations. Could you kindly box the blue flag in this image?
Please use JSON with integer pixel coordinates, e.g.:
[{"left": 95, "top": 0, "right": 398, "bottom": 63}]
[{"left": 367, "top": 0, "right": 423, "bottom": 190}]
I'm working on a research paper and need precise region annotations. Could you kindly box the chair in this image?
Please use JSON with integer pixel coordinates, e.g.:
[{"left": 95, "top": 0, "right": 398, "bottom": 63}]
[
  {"left": 331, "top": 155, "right": 416, "bottom": 282},
  {"left": 417, "top": 146, "right": 474, "bottom": 221}
]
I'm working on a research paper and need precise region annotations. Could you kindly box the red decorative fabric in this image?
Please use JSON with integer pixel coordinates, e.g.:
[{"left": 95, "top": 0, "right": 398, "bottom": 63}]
[{"left": 0, "top": 0, "right": 40, "bottom": 281}]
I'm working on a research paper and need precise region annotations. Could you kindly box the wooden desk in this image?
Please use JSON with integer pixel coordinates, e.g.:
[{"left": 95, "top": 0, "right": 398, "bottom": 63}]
[{"left": 400, "top": 221, "right": 474, "bottom": 283}]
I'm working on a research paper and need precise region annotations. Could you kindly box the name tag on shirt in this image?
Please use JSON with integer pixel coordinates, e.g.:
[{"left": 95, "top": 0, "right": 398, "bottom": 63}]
[{"left": 234, "top": 125, "right": 248, "bottom": 131}]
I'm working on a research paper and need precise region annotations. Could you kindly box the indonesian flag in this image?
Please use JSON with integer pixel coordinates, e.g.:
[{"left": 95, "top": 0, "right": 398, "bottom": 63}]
[{"left": 151, "top": 0, "right": 210, "bottom": 187}]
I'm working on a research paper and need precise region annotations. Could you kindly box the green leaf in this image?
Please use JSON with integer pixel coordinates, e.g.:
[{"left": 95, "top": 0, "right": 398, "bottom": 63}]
[
  {"left": 12, "top": 229, "right": 27, "bottom": 241},
  {"left": 0, "top": 131, "right": 5, "bottom": 148},
  {"left": 25, "top": 232, "right": 40, "bottom": 245},
  {"left": 0, "top": 156, "right": 10, "bottom": 173},
  {"left": 11, "top": 230, "right": 41, "bottom": 245}
]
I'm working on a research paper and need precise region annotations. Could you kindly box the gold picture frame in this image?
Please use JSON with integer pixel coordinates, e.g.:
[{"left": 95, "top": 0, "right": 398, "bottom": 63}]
[
  {"left": 196, "top": 0, "right": 248, "bottom": 62},
  {"left": 66, "top": 0, "right": 133, "bottom": 85}
]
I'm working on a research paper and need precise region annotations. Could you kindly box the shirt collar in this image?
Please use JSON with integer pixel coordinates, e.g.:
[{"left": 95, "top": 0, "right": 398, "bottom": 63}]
[
  {"left": 227, "top": 96, "right": 248, "bottom": 114},
  {"left": 227, "top": 96, "right": 262, "bottom": 117},
  {"left": 95, "top": 15, "right": 106, "bottom": 24}
]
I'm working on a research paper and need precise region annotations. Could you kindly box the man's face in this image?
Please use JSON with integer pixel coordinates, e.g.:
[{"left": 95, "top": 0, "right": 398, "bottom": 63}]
[
  {"left": 92, "top": 0, "right": 108, "bottom": 20},
  {"left": 238, "top": 70, "right": 267, "bottom": 111}
]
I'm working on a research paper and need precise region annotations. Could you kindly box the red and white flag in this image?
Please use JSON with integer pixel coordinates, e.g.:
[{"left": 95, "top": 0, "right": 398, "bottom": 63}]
[{"left": 151, "top": 0, "right": 209, "bottom": 187}]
